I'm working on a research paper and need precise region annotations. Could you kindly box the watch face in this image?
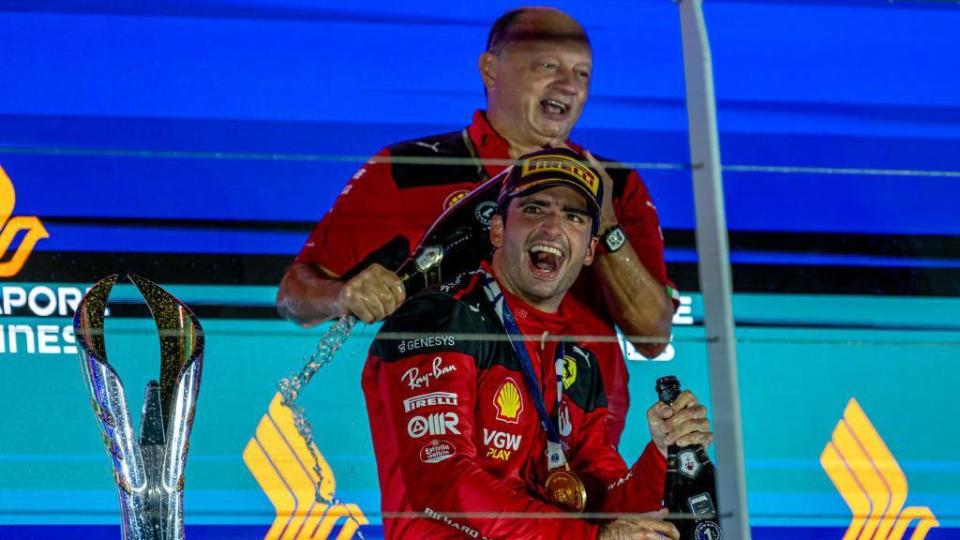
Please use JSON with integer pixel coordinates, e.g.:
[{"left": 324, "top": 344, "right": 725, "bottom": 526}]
[{"left": 605, "top": 227, "right": 627, "bottom": 252}]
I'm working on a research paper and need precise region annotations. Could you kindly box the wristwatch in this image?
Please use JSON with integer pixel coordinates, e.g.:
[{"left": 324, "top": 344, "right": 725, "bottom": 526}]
[{"left": 600, "top": 225, "right": 627, "bottom": 254}]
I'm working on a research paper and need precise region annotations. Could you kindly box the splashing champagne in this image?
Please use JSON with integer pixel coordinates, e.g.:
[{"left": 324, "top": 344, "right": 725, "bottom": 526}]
[
  {"left": 278, "top": 172, "right": 505, "bottom": 503},
  {"left": 277, "top": 314, "right": 358, "bottom": 505}
]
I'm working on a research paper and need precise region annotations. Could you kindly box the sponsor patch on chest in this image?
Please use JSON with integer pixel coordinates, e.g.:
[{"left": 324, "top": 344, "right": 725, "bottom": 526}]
[
  {"left": 408, "top": 412, "right": 460, "bottom": 438},
  {"left": 403, "top": 391, "right": 458, "bottom": 413},
  {"left": 493, "top": 377, "right": 524, "bottom": 423},
  {"left": 397, "top": 335, "right": 456, "bottom": 355},
  {"left": 482, "top": 428, "right": 522, "bottom": 461},
  {"left": 420, "top": 439, "right": 457, "bottom": 464},
  {"left": 401, "top": 356, "right": 457, "bottom": 390}
]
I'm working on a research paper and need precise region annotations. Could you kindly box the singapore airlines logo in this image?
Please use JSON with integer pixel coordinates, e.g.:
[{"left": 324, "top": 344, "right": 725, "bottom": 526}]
[
  {"left": 821, "top": 398, "right": 939, "bottom": 539},
  {"left": 243, "top": 393, "right": 368, "bottom": 539},
  {"left": 494, "top": 378, "right": 523, "bottom": 423},
  {"left": 0, "top": 165, "right": 48, "bottom": 277}
]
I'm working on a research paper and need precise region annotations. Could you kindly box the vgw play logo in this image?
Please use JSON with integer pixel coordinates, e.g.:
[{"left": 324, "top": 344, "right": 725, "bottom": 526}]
[
  {"left": 821, "top": 398, "right": 939, "bottom": 539},
  {"left": 0, "top": 165, "right": 47, "bottom": 277}
]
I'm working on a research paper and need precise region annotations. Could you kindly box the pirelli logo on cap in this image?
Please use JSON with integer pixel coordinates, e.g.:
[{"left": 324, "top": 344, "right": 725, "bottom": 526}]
[{"left": 520, "top": 153, "right": 600, "bottom": 196}]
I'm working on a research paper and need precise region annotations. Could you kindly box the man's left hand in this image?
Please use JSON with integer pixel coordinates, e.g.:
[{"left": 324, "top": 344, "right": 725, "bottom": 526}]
[{"left": 646, "top": 390, "right": 714, "bottom": 457}]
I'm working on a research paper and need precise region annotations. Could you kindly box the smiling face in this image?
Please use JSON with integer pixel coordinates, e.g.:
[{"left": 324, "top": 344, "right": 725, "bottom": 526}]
[
  {"left": 490, "top": 185, "right": 598, "bottom": 313},
  {"left": 480, "top": 10, "right": 592, "bottom": 155}
]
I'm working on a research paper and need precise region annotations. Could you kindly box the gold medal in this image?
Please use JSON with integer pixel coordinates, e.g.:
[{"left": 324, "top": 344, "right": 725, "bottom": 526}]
[{"left": 544, "top": 468, "right": 587, "bottom": 512}]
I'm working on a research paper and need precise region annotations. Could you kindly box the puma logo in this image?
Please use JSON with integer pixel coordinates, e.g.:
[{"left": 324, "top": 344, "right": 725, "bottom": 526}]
[{"left": 415, "top": 141, "right": 442, "bottom": 153}]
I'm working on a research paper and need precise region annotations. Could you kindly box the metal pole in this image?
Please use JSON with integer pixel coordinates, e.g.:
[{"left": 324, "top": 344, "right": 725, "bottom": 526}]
[{"left": 675, "top": 0, "right": 751, "bottom": 537}]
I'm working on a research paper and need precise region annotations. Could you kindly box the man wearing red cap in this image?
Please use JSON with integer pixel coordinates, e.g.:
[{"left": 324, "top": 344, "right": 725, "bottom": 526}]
[
  {"left": 278, "top": 7, "right": 677, "bottom": 446},
  {"left": 363, "top": 149, "right": 710, "bottom": 539}
]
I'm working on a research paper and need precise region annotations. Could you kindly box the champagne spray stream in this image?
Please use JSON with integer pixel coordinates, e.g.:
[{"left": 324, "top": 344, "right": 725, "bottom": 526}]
[
  {"left": 277, "top": 314, "right": 358, "bottom": 502},
  {"left": 273, "top": 173, "right": 500, "bottom": 533}
]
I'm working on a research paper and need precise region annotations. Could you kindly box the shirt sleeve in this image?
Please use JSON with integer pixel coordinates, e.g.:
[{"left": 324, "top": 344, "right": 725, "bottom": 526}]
[
  {"left": 367, "top": 296, "right": 603, "bottom": 539},
  {"left": 564, "top": 352, "right": 667, "bottom": 515},
  {"left": 598, "top": 342, "right": 629, "bottom": 448},
  {"left": 294, "top": 148, "right": 408, "bottom": 276},
  {"left": 616, "top": 442, "right": 668, "bottom": 512},
  {"left": 616, "top": 169, "right": 679, "bottom": 307}
]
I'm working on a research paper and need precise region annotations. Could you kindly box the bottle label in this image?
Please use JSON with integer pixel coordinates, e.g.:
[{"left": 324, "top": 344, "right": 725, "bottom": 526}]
[
  {"left": 688, "top": 492, "right": 716, "bottom": 516},
  {"left": 694, "top": 520, "right": 722, "bottom": 540}
]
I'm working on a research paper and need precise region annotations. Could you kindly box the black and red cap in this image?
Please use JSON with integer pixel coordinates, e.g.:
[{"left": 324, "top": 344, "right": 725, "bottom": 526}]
[{"left": 497, "top": 147, "right": 604, "bottom": 235}]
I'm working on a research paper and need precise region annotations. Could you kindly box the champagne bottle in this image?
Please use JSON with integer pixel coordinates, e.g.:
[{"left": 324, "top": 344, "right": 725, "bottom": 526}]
[
  {"left": 656, "top": 375, "right": 723, "bottom": 540},
  {"left": 395, "top": 171, "right": 503, "bottom": 295}
]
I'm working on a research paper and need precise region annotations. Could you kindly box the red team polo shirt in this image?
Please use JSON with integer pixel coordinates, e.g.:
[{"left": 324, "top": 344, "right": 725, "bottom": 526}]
[{"left": 296, "top": 110, "right": 676, "bottom": 444}]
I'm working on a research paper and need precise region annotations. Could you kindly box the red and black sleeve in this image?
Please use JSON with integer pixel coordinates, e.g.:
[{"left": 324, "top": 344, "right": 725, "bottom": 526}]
[
  {"left": 562, "top": 343, "right": 667, "bottom": 515},
  {"left": 295, "top": 148, "right": 408, "bottom": 276}
]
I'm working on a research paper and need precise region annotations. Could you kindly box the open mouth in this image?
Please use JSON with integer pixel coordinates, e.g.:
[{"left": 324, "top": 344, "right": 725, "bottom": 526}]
[
  {"left": 540, "top": 99, "right": 570, "bottom": 119},
  {"left": 528, "top": 243, "right": 565, "bottom": 278}
]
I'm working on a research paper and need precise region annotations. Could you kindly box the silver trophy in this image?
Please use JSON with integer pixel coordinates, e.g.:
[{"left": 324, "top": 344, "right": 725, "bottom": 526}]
[{"left": 74, "top": 274, "right": 204, "bottom": 540}]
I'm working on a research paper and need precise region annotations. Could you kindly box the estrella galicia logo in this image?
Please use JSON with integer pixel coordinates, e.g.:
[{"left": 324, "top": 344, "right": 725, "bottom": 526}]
[{"left": 0, "top": 165, "right": 48, "bottom": 278}]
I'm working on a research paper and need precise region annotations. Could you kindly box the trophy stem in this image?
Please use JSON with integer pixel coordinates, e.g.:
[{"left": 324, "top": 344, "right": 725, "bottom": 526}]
[{"left": 140, "top": 381, "right": 165, "bottom": 539}]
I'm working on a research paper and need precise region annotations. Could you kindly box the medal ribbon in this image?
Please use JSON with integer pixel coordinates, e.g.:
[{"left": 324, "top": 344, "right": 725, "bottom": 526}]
[{"left": 481, "top": 272, "right": 568, "bottom": 470}]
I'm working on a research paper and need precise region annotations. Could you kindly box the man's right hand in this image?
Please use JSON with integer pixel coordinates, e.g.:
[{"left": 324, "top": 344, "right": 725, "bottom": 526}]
[
  {"left": 647, "top": 390, "right": 713, "bottom": 457},
  {"left": 598, "top": 511, "right": 680, "bottom": 539},
  {"left": 336, "top": 263, "right": 406, "bottom": 323}
]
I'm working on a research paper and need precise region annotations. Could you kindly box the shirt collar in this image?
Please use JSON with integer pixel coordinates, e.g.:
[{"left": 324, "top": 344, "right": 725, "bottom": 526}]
[
  {"left": 467, "top": 110, "right": 584, "bottom": 179},
  {"left": 467, "top": 110, "right": 511, "bottom": 179},
  {"left": 479, "top": 260, "right": 568, "bottom": 334}
]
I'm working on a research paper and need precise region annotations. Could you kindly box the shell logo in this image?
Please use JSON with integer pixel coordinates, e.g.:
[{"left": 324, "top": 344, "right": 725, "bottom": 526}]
[
  {"left": 0, "top": 165, "right": 48, "bottom": 278},
  {"left": 494, "top": 377, "right": 523, "bottom": 423}
]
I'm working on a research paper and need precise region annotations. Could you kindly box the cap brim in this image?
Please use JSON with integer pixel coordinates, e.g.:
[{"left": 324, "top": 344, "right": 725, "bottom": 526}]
[{"left": 508, "top": 177, "right": 602, "bottom": 224}]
